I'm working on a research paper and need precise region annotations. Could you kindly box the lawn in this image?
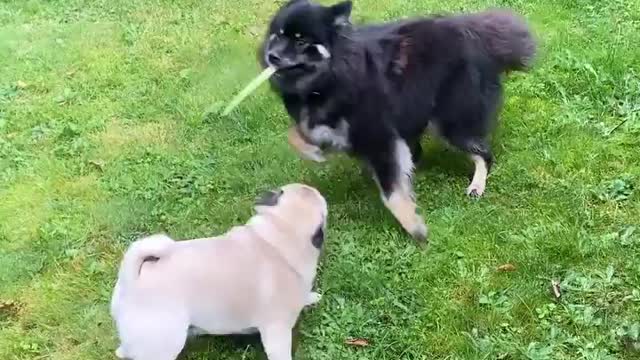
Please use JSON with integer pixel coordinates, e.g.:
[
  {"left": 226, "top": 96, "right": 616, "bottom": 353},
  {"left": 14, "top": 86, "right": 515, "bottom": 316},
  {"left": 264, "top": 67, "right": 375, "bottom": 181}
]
[{"left": 1, "top": 0, "right": 639, "bottom": 359}]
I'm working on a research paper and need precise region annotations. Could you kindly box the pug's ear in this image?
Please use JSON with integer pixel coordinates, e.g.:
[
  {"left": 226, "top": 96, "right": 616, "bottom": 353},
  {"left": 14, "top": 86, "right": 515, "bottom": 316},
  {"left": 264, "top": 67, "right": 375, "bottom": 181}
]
[
  {"left": 328, "top": 1, "right": 352, "bottom": 26},
  {"left": 255, "top": 189, "right": 284, "bottom": 207},
  {"left": 311, "top": 225, "right": 324, "bottom": 249}
]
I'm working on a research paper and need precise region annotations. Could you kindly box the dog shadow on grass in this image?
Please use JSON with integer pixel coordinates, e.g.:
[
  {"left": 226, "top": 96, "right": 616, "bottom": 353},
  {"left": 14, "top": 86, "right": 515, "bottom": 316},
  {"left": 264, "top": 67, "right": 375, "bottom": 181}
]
[
  {"left": 180, "top": 320, "right": 305, "bottom": 360},
  {"left": 419, "top": 141, "right": 483, "bottom": 181},
  {"left": 300, "top": 140, "right": 480, "bottom": 201},
  {"left": 180, "top": 333, "right": 267, "bottom": 360}
]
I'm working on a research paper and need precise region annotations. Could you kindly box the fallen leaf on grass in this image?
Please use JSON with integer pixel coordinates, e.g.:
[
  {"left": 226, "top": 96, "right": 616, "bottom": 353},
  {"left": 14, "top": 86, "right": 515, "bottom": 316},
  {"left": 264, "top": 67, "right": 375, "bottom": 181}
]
[
  {"left": 497, "top": 263, "right": 516, "bottom": 272},
  {"left": 623, "top": 337, "right": 640, "bottom": 353},
  {"left": 0, "top": 300, "right": 16, "bottom": 309},
  {"left": 345, "top": 338, "right": 369, "bottom": 347},
  {"left": 550, "top": 280, "right": 561, "bottom": 300},
  {"left": 0, "top": 300, "right": 22, "bottom": 319},
  {"left": 88, "top": 159, "right": 105, "bottom": 171}
]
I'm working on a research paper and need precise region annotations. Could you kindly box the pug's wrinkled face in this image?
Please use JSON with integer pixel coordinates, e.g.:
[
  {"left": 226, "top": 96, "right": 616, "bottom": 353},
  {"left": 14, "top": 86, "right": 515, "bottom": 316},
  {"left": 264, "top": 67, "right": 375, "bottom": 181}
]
[
  {"left": 255, "top": 183, "right": 328, "bottom": 248},
  {"left": 259, "top": 0, "right": 352, "bottom": 93}
]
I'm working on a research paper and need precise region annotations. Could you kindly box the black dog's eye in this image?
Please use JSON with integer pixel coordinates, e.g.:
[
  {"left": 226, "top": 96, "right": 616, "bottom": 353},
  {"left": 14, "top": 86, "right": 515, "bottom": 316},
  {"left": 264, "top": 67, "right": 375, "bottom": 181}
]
[{"left": 295, "top": 39, "right": 307, "bottom": 47}]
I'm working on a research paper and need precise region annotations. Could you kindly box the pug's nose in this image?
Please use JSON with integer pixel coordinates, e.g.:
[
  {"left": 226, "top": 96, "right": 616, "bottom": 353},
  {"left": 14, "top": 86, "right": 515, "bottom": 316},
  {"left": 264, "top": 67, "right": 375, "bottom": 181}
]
[{"left": 267, "top": 53, "right": 282, "bottom": 67}]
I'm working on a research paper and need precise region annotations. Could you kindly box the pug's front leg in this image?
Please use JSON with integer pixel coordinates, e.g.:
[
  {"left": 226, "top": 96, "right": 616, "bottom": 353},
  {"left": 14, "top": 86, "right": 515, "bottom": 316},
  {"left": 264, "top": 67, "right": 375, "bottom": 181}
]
[
  {"left": 260, "top": 323, "right": 293, "bottom": 360},
  {"left": 287, "top": 126, "right": 326, "bottom": 163},
  {"left": 304, "top": 292, "right": 322, "bottom": 306}
]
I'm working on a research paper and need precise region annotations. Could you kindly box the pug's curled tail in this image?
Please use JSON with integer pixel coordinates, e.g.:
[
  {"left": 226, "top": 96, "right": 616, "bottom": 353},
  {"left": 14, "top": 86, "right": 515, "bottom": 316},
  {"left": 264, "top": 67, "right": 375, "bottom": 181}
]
[{"left": 118, "top": 234, "right": 175, "bottom": 288}]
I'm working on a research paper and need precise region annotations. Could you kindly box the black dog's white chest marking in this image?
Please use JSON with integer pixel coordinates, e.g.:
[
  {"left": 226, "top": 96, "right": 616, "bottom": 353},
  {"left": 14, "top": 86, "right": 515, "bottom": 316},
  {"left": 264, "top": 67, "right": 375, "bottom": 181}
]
[{"left": 298, "top": 107, "right": 351, "bottom": 151}]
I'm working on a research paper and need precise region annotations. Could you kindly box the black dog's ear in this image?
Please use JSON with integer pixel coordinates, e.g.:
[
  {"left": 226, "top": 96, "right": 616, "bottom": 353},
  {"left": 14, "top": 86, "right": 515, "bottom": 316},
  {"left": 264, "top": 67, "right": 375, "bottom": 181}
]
[
  {"left": 328, "top": 1, "right": 352, "bottom": 26},
  {"left": 255, "top": 189, "right": 284, "bottom": 207}
]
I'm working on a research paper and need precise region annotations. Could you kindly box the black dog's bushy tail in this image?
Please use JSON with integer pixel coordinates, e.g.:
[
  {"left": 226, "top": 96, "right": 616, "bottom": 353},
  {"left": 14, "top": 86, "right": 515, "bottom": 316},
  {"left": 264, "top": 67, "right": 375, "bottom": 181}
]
[{"left": 455, "top": 9, "right": 537, "bottom": 72}]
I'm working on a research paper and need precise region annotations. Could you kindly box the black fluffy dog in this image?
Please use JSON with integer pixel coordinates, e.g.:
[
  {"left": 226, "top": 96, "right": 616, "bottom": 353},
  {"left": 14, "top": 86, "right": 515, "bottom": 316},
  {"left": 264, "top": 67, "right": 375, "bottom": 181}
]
[{"left": 259, "top": 0, "right": 536, "bottom": 242}]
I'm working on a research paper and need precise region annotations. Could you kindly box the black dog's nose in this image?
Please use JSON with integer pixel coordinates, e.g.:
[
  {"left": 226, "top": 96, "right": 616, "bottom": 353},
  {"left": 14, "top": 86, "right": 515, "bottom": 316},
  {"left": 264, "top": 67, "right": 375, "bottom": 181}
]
[{"left": 267, "top": 53, "right": 281, "bottom": 67}]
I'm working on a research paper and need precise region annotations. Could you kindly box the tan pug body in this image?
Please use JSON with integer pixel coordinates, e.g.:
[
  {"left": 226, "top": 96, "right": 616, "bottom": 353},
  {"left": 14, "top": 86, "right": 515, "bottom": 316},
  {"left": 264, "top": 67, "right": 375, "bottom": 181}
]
[{"left": 110, "top": 184, "right": 328, "bottom": 360}]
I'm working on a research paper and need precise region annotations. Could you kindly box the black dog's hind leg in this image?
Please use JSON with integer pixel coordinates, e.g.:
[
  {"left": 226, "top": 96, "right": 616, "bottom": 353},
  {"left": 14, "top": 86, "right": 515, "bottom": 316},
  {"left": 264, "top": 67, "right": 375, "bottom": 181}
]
[
  {"left": 434, "top": 68, "right": 501, "bottom": 198},
  {"left": 449, "top": 137, "right": 493, "bottom": 197},
  {"left": 367, "top": 137, "right": 428, "bottom": 243}
]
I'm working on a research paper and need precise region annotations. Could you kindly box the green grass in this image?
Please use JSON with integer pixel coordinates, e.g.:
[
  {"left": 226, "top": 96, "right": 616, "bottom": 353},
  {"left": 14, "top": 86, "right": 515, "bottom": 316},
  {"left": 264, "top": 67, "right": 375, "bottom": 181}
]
[{"left": 1, "top": 0, "right": 639, "bottom": 359}]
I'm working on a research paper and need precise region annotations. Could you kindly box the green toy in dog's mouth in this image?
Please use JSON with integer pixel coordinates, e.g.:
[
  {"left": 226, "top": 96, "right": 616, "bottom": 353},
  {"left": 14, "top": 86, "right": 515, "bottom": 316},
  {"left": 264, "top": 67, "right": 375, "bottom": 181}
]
[{"left": 222, "top": 66, "right": 277, "bottom": 116}]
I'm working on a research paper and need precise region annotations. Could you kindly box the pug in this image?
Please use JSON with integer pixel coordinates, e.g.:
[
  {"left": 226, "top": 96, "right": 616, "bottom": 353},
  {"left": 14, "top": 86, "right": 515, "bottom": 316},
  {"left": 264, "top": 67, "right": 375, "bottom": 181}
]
[{"left": 110, "top": 183, "right": 328, "bottom": 360}]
